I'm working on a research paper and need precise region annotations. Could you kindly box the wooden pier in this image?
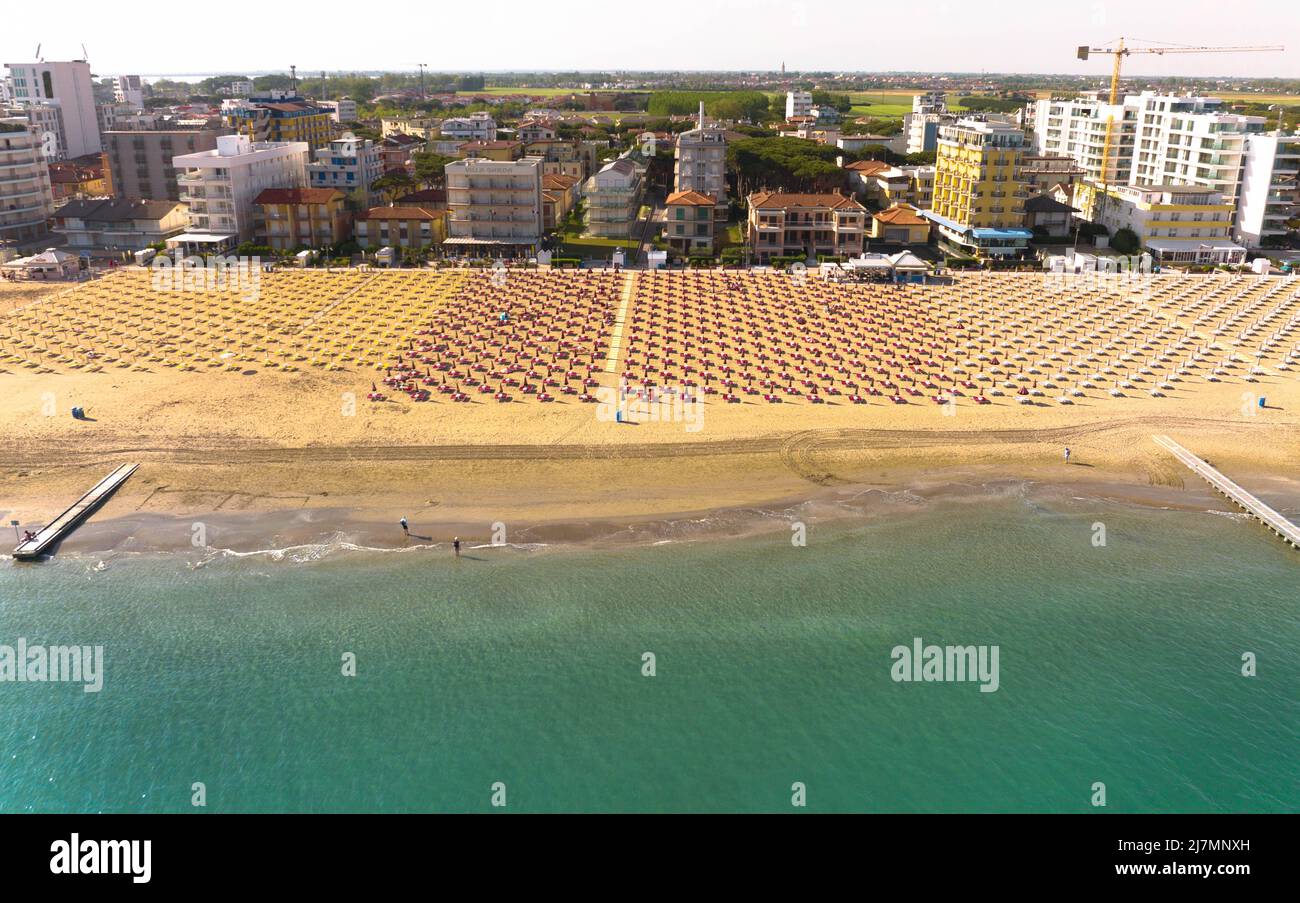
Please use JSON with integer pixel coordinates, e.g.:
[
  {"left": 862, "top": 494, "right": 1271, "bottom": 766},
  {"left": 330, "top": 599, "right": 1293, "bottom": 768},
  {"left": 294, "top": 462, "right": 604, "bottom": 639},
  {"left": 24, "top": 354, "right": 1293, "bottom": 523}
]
[
  {"left": 1153, "top": 435, "right": 1300, "bottom": 550},
  {"left": 11, "top": 463, "right": 139, "bottom": 560}
]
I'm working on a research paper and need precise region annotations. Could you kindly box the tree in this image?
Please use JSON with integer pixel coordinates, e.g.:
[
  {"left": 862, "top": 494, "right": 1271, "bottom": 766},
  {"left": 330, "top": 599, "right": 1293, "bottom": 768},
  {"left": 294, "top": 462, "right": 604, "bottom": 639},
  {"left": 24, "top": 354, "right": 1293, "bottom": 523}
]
[
  {"left": 371, "top": 172, "right": 417, "bottom": 205},
  {"left": 1111, "top": 227, "right": 1140, "bottom": 255},
  {"left": 412, "top": 152, "right": 454, "bottom": 188}
]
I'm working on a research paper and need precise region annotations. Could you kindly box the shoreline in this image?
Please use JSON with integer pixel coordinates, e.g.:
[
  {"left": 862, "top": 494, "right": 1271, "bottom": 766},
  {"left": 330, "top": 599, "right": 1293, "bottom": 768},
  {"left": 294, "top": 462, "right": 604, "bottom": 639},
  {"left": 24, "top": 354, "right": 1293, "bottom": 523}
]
[{"left": 6, "top": 454, "right": 1295, "bottom": 561}]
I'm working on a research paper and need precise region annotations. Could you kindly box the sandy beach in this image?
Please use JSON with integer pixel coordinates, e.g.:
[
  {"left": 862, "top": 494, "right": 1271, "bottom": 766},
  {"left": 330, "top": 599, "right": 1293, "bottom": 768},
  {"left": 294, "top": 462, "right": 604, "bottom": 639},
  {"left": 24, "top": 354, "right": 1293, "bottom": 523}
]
[{"left": 2, "top": 270, "right": 1298, "bottom": 553}]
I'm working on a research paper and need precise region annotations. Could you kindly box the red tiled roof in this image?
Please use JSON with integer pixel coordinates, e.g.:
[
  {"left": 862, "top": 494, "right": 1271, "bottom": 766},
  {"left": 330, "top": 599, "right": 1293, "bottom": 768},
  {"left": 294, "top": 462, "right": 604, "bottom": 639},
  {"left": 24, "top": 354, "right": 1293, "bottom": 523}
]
[
  {"left": 873, "top": 203, "right": 929, "bottom": 226},
  {"left": 748, "top": 191, "right": 865, "bottom": 211},
  {"left": 255, "top": 188, "right": 344, "bottom": 205},
  {"left": 665, "top": 190, "right": 716, "bottom": 206},
  {"left": 843, "top": 159, "right": 891, "bottom": 174},
  {"left": 357, "top": 205, "right": 446, "bottom": 221}
]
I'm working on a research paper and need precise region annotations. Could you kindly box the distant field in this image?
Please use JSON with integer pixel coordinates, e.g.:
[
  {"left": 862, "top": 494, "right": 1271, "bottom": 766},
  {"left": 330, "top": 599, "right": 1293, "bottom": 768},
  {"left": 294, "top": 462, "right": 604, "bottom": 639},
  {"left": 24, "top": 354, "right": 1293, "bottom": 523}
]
[
  {"left": 1215, "top": 91, "right": 1300, "bottom": 106},
  {"left": 467, "top": 87, "right": 621, "bottom": 97}
]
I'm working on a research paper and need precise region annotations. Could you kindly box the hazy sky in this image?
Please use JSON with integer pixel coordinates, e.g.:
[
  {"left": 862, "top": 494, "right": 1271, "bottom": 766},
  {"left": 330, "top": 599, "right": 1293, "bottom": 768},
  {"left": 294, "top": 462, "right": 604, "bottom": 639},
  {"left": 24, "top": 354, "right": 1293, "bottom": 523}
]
[{"left": 5, "top": 0, "right": 1297, "bottom": 78}]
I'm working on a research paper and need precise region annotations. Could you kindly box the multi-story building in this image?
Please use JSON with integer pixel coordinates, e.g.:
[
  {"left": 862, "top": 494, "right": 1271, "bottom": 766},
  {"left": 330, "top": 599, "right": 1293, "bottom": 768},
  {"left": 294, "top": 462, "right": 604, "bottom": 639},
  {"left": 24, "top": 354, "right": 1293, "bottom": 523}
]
[
  {"left": 1078, "top": 181, "right": 1244, "bottom": 265},
  {"left": 104, "top": 126, "right": 228, "bottom": 202},
  {"left": 1036, "top": 92, "right": 1268, "bottom": 226},
  {"left": 664, "top": 190, "right": 719, "bottom": 256},
  {"left": 223, "top": 93, "right": 333, "bottom": 149},
  {"left": 172, "top": 134, "right": 309, "bottom": 247},
  {"left": 316, "top": 98, "right": 358, "bottom": 124},
  {"left": 1234, "top": 133, "right": 1300, "bottom": 247},
  {"left": 785, "top": 91, "right": 813, "bottom": 120},
  {"left": 113, "top": 75, "right": 144, "bottom": 110},
  {"left": 307, "top": 134, "right": 383, "bottom": 206},
  {"left": 1032, "top": 92, "right": 1139, "bottom": 185},
  {"left": 440, "top": 112, "right": 497, "bottom": 143},
  {"left": 254, "top": 187, "right": 349, "bottom": 251},
  {"left": 380, "top": 133, "right": 425, "bottom": 173},
  {"left": 746, "top": 191, "right": 867, "bottom": 262},
  {"left": 0, "top": 117, "right": 55, "bottom": 242},
  {"left": 3, "top": 59, "right": 101, "bottom": 158},
  {"left": 924, "top": 118, "right": 1032, "bottom": 258},
  {"left": 518, "top": 119, "right": 558, "bottom": 143},
  {"left": 355, "top": 205, "right": 447, "bottom": 250},
  {"left": 541, "top": 173, "right": 579, "bottom": 231},
  {"left": 584, "top": 157, "right": 644, "bottom": 238},
  {"left": 381, "top": 116, "right": 440, "bottom": 141},
  {"left": 459, "top": 140, "right": 523, "bottom": 162},
  {"left": 228, "top": 80, "right": 255, "bottom": 98},
  {"left": 48, "top": 159, "right": 107, "bottom": 201},
  {"left": 671, "top": 103, "right": 728, "bottom": 234},
  {"left": 443, "top": 155, "right": 543, "bottom": 254},
  {"left": 900, "top": 92, "right": 951, "bottom": 155},
  {"left": 2, "top": 100, "right": 64, "bottom": 159},
  {"left": 53, "top": 197, "right": 187, "bottom": 250},
  {"left": 1020, "top": 154, "right": 1087, "bottom": 198},
  {"left": 1129, "top": 94, "right": 1264, "bottom": 211},
  {"left": 869, "top": 203, "right": 931, "bottom": 244}
]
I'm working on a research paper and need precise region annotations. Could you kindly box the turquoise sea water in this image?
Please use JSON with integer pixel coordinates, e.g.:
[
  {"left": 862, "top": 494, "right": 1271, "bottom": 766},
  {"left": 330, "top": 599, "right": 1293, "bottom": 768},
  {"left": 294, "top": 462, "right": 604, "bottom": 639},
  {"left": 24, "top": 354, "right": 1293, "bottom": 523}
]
[{"left": 0, "top": 490, "right": 1297, "bottom": 813}]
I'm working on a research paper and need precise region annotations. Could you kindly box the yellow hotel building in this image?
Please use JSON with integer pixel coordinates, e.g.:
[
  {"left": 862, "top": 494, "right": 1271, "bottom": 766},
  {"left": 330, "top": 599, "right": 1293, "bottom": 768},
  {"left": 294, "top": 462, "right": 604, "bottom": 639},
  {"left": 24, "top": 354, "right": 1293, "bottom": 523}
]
[{"left": 924, "top": 118, "right": 1032, "bottom": 258}]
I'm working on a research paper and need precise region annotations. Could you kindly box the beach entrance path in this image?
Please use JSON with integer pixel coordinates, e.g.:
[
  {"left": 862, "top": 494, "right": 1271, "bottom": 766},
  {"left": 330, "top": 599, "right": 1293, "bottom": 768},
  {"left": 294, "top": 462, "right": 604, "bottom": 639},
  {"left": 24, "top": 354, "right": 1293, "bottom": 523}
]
[{"left": 603, "top": 272, "right": 637, "bottom": 375}]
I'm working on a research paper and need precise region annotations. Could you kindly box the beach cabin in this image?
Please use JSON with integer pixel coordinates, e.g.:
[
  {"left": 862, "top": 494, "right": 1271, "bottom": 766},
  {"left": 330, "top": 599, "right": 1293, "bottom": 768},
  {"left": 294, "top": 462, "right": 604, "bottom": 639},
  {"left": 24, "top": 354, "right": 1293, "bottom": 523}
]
[
  {"left": 887, "top": 250, "right": 931, "bottom": 284},
  {"left": 0, "top": 248, "right": 79, "bottom": 280}
]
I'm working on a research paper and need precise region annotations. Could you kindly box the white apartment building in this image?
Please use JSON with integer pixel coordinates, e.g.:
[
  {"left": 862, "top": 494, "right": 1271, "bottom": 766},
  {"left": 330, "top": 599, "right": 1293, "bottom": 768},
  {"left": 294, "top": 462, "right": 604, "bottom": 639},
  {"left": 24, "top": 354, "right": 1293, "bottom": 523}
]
[
  {"left": 444, "top": 155, "right": 543, "bottom": 254},
  {"left": 1036, "top": 92, "right": 1269, "bottom": 220},
  {"left": 674, "top": 103, "right": 727, "bottom": 211},
  {"left": 2, "top": 101, "right": 64, "bottom": 159},
  {"left": 1084, "top": 182, "right": 1245, "bottom": 265},
  {"left": 913, "top": 91, "right": 947, "bottom": 115},
  {"left": 584, "top": 157, "right": 644, "bottom": 239},
  {"left": 1032, "top": 92, "right": 1139, "bottom": 185},
  {"left": 1234, "top": 133, "right": 1300, "bottom": 247},
  {"left": 0, "top": 118, "right": 55, "bottom": 242},
  {"left": 440, "top": 112, "right": 497, "bottom": 143},
  {"left": 317, "top": 98, "right": 358, "bottom": 123},
  {"left": 1130, "top": 94, "right": 1265, "bottom": 213},
  {"left": 3, "top": 60, "right": 101, "bottom": 158},
  {"left": 114, "top": 75, "right": 144, "bottom": 110},
  {"left": 307, "top": 134, "right": 383, "bottom": 205},
  {"left": 229, "top": 80, "right": 254, "bottom": 98},
  {"left": 785, "top": 91, "right": 813, "bottom": 120},
  {"left": 172, "top": 134, "right": 309, "bottom": 246}
]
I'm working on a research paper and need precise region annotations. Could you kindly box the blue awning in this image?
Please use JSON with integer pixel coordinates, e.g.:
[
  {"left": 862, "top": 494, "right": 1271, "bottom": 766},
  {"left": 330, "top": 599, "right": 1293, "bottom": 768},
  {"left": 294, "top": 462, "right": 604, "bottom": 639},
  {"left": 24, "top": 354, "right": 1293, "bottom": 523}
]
[
  {"left": 919, "top": 209, "right": 965, "bottom": 233},
  {"left": 972, "top": 228, "right": 1033, "bottom": 240}
]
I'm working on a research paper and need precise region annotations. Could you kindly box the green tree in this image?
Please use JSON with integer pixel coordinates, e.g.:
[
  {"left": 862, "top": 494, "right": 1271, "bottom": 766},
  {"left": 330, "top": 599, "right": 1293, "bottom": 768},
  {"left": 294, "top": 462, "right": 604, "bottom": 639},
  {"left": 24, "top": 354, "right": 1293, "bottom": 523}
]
[
  {"left": 1110, "top": 227, "right": 1140, "bottom": 254},
  {"left": 371, "top": 172, "right": 417, "bottom": 205},
  {"left": 412, "top": 152, "right": 454, "bottom": 187}
]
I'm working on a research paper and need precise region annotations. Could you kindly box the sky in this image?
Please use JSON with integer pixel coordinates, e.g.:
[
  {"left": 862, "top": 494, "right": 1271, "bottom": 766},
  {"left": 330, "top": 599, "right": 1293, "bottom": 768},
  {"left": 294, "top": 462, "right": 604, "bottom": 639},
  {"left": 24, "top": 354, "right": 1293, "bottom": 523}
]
[{"left": 4, "top": 0, "right": 1297, "bottom": 78}]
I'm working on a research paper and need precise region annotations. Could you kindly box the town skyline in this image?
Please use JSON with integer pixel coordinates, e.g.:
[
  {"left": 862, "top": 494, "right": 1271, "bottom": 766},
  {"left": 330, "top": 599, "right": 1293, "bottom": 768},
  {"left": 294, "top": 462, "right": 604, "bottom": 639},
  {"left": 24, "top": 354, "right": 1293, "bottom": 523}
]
[{"left": 6, "top": 0, "right": 1298, "bottom": 78}]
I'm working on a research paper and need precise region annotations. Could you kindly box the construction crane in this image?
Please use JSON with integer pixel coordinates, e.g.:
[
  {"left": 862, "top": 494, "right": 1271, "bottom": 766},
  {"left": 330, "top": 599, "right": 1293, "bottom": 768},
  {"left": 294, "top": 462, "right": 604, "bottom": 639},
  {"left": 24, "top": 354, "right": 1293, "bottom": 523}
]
[{"left": 1076, "top": 39, "right": 1285, "bottom": 203}]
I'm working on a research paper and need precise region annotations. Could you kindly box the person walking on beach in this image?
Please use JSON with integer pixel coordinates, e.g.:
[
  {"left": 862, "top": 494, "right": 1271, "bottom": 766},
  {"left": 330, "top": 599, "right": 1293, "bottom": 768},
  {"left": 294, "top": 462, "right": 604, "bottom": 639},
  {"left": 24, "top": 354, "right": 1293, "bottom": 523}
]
[
  {"left": 400, "top": 517, "right": 409, "bottom": 537},
  {"left": 453, "top": 536, "right": 461, "bottom": 557},
  {"left": 1063, "top": 447, "right": 1071, "bottom": 465}
]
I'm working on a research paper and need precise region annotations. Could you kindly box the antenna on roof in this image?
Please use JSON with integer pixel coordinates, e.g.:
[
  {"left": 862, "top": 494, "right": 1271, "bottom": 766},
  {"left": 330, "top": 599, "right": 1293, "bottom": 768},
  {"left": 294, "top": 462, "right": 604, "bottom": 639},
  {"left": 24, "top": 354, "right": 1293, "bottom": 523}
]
[
  {"left": 81, "top": 43, "right": 89, "bottom": 61},
  {"left": 35, "top": 44, "right": 42, "bottom": 61}
]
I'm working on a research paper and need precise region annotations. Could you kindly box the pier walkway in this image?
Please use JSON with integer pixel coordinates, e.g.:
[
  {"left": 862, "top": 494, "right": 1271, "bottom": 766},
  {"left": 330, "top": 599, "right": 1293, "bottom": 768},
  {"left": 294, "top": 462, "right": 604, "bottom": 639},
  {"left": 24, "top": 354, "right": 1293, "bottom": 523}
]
[
  {"left": 1153, "top": 435, "right": 1300, "bottom": 550},
  {"left": 12, "top": 463, "right": 139, "bottom": 560}
]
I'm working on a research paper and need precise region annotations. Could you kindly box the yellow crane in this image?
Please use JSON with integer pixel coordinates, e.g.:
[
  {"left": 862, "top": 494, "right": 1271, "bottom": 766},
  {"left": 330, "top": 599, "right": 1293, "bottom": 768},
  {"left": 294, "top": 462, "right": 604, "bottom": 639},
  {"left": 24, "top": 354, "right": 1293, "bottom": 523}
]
[{"left": 1076, "top": 39, "right": 1285, "bottom": 203}]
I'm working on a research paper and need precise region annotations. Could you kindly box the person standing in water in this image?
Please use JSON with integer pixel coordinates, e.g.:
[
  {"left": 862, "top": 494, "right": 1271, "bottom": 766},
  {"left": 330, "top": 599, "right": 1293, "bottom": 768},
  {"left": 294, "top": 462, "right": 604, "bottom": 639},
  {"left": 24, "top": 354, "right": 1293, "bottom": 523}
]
[
  {"left": 453, "top": 536, "right": 461, "bottom": 557},
  {"left": 1063, "top": 447, "right": 1071, "bottom": 465},
  {"left": 400, "top": 517, "right": 409, "bottom": 537}
]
